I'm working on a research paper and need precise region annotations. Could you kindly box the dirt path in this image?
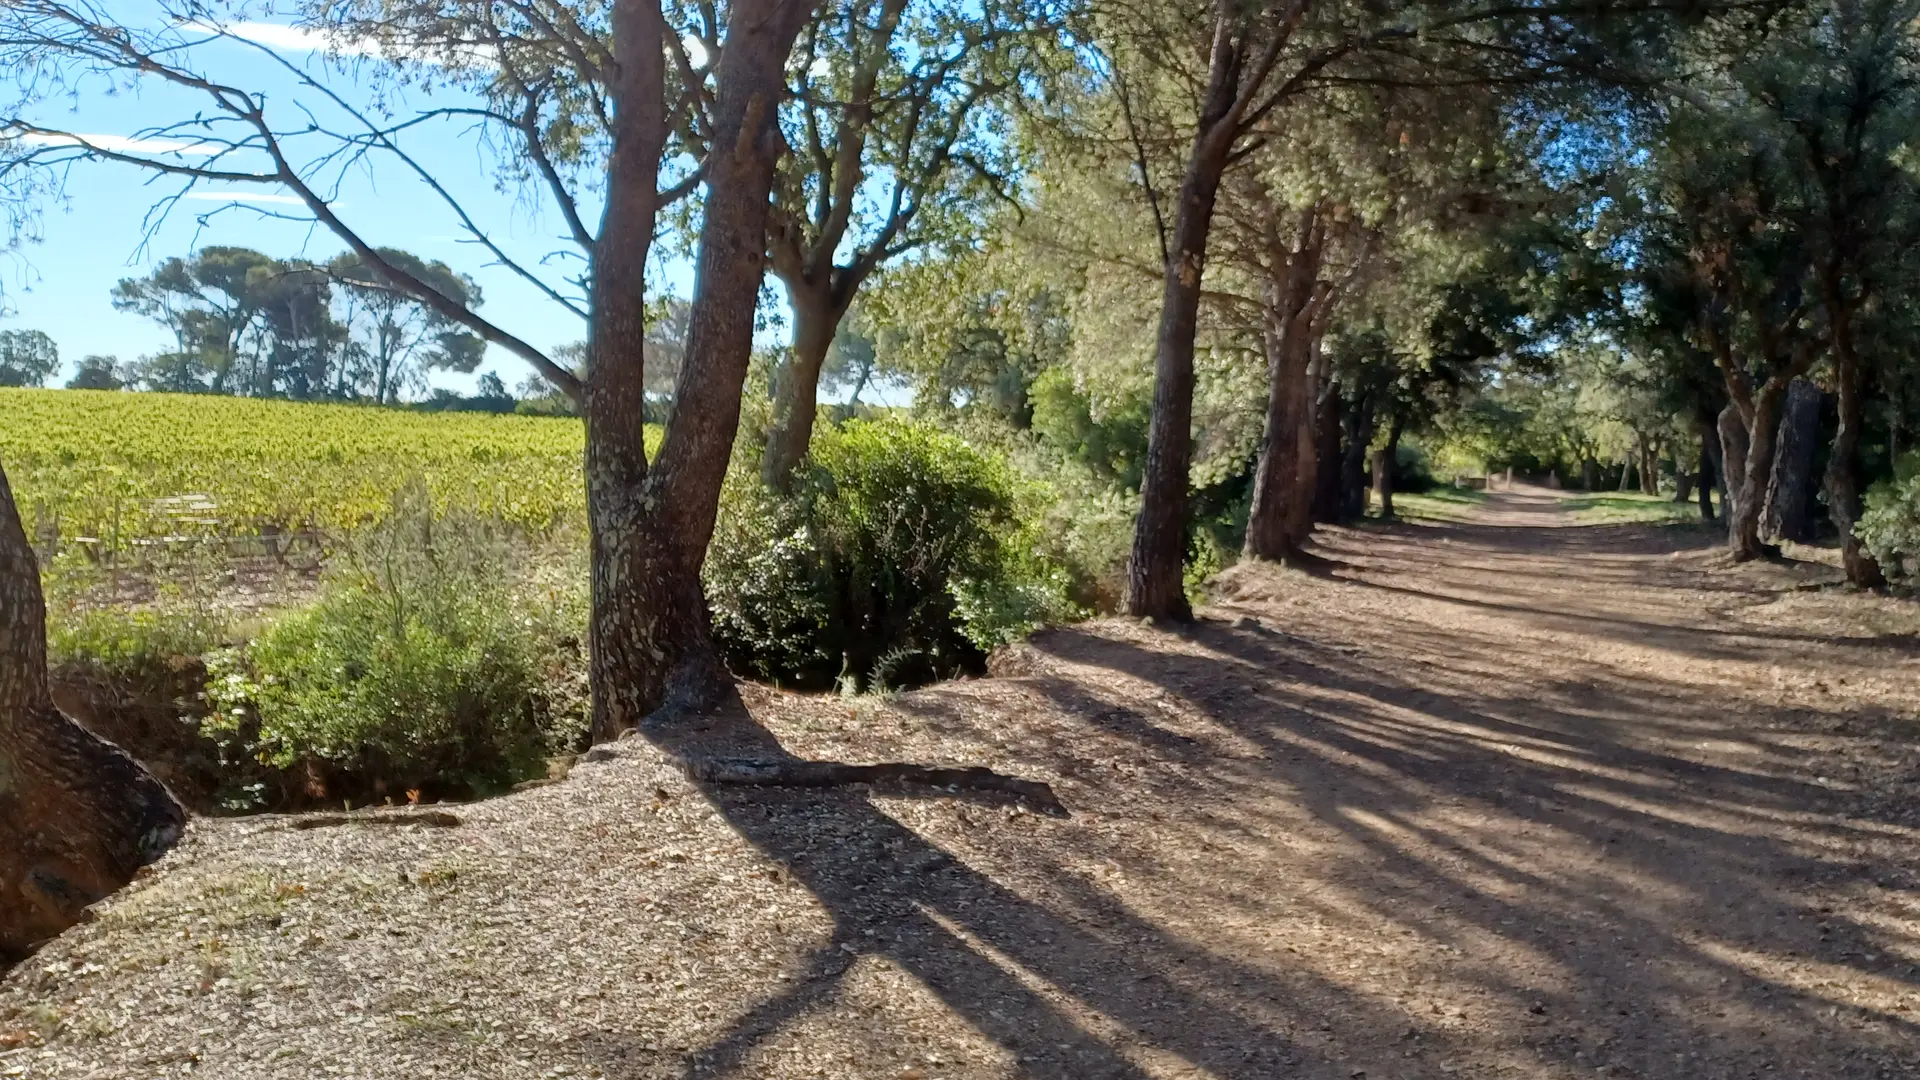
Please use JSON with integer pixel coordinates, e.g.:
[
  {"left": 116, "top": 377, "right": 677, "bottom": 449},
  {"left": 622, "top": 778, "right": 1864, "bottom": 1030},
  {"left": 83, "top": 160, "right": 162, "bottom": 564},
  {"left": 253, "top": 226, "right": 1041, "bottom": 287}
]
[{"left": 5, "top": 489, "right": 1919, "bottom": 1079}]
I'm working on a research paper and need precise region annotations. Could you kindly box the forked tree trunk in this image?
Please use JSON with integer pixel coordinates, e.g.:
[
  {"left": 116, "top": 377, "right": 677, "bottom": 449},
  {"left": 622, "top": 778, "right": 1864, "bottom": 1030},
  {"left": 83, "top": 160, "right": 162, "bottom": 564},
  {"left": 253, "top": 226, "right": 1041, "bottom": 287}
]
[
  {"left": 762, "top": 281, "right": 852, "bottom": 489},
  {"left": 1730, "top": 389, "right": 1785, "bottom": 561},
  {"left": 1243, "top": 308, "right": 1313, "bottom": 559},
  {"left": 588, "top": 0, "right": 815, "bottom": 739},
  {"left": 1, "top": 460, "right": 185, "bottom": 961},
  {"left": 1762, "top": 377, "right": 1824, "bottom": 545},
  {"left": 1825, "top": 307, "right": 1885, "bottom": 587},
  {"left": 1125, "top": 21, "right": 1243, "bottom": 621},
  {"left": 1243, "top": 208, "right": 1322, "bottom": 562}
]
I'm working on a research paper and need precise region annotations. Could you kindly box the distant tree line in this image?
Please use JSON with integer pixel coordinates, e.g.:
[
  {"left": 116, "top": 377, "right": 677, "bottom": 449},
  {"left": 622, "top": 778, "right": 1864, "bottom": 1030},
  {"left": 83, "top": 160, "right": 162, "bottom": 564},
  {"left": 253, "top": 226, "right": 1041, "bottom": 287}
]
[{"left": 97, "top": 245, "right": 491, "bottom": 404}]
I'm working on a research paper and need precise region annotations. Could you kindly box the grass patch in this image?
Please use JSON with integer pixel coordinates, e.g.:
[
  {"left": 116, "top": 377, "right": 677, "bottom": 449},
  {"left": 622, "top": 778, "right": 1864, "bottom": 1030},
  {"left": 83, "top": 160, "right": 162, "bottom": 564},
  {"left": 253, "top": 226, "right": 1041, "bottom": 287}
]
[
  {"left": 1565, "top": 491, "right": 1712, "bottom": 525},
  {"left": 1384, "top": 487, "right": 1489, "bottom": 522}
]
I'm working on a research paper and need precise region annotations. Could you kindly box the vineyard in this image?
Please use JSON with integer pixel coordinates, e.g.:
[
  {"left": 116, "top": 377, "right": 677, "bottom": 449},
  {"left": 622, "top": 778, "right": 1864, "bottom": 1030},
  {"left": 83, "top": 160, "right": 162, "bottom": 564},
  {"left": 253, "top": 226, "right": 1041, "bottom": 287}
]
[{"left": 0, "top": 389, "right": 600, "bottom": 558}]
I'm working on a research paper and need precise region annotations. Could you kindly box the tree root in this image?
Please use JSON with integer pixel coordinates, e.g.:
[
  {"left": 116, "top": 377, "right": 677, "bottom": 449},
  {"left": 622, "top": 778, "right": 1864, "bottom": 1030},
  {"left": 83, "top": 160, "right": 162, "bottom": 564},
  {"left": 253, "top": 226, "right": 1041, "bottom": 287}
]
[
  {"left": 290, "top": 810, "right": 463, "bottom": 831},
  {"left": 684, "top": 758, "right": 1069, "bottom": 818}
]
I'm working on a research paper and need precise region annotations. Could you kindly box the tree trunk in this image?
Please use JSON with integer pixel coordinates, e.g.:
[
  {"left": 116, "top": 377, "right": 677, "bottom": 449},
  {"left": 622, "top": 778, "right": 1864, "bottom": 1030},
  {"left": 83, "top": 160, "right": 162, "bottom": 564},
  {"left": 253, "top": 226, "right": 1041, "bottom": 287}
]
[
  {"left": 1, "top": 459, "right": 185, "bottom": 961},
  {"left": 1673, "top": 466, "right": 1693, "bottom": 503},
  {"left": 1372, "top": 417, "right": 1402, "bottom": 520},
  {"left": 583, "top": 0, "right": 670, "bottom": 742},
  {"left": 1581, "top": 457, "right": 1598, "bottom": 491},
  {"left": 587, "top": 0, "right": 814, "bottom": 739},
  {"left": 1717, "top": 405, "right": 1747, "bottom": 530},
  {"left": 1730, "top": 389, "right": 1785, "bottom": 561},
  {"left": 1825, "top": 309, "right": 1885, "bottom": 587},
  {"left": 1243, "top": 209, "right": 1321, "bottom": 562},
  {"left": 1312, "top": 383, "right": 1344, "bottom": 524},
  {"left": 1697, "top": 429, "right": 1717, "bottom": 523},
  {"left": 1125, "top": 21, "right": 1242, "bottom": 621},
  {"left": 762, "top": 280, "right": 849, "bottom": 490},
  {"left": 1242, "top": 305, "right": 1313, "bottom": 559},
  {"left": 1285, "top": 334, "right": 1327, "bottom": 546},
  {"left": 1762, "top": 377, "right": 1824, "bottom": 545},
  {"left": 1340, "top": 393, "right": 1375, "bottom": 521}
]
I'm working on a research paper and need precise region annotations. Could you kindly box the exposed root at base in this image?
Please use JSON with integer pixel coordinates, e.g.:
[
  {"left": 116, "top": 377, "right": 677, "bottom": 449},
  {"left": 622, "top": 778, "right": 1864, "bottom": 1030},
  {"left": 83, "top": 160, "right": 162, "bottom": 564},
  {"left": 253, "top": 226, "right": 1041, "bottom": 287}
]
[
  {"left": 289, "top": 810, "right": 463, "bottom": 830},
  {"left": 685, "top": 757, "right": 1070, "bottom": 818}
]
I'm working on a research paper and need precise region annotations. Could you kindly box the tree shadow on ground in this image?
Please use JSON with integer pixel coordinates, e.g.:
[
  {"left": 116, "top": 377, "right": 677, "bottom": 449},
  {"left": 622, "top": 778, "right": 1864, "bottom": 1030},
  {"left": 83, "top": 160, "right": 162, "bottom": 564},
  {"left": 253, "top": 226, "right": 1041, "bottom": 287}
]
[
  {"left": 1002, "top": 610, "right": 1920, "bottom": 1078},
  {"left": 603, "top": 511, "right": 1916, "bottom": 1080},
  {"left": 631, "top": 697, "right": 1446, "bottom": 1080}
]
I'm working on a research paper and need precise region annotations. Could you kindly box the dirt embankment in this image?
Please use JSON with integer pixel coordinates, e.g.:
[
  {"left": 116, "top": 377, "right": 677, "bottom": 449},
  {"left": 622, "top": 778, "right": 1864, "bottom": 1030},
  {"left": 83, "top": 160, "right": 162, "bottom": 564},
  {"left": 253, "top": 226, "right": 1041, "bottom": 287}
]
[{"left": 3, "top": 488, "right": 1918, "bottom": 1079}]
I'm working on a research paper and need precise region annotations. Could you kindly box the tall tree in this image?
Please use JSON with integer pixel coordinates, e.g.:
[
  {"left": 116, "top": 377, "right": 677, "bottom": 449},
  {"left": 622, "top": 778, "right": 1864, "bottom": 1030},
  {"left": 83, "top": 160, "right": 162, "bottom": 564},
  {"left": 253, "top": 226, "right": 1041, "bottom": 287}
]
[
  {"left": 0, "top": 328, "right": 57, "bottom": 387},
  {"left": 329, "top": 248, "right": 487, "bottom": 403},
  {"left": 111, "top": 247, "right": 279, "bottom": 394},
  {"left": 1768, "top": 0, "right": 1920, "bottom": 585},
  {"left": 1091, "top": 0, "right": 1662, "bottom": 617},
  {"left": 758, "top": 0, "right": 1046, "bottom": 487},
  {"left": 0, "top": 0, "right": 818, "bottom": 743}
]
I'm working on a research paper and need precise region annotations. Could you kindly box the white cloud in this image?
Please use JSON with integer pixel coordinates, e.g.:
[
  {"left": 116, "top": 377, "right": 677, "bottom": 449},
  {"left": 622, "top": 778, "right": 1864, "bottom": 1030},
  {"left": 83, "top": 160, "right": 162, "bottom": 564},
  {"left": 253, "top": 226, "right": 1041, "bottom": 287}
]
[
  {"left": 11, "top": 131, "right": 220, "bottom": 157},
  {"left": 683, "top": 35, "right": 710, "bottom": 70},
  {"left": 202, "top": 20, "right": 384, "bottom": 57},
  {"left": 181, "top": 190, "right": 309, "bottom": 206},
  {"left": 184, "top": 19, "right": 495, "bottom": 67}
]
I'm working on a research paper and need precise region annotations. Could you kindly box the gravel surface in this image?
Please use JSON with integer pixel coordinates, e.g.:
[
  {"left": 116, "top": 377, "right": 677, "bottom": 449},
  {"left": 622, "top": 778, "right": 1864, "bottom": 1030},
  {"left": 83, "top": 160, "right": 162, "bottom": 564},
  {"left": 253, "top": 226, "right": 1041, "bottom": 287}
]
[{"left": 3, "top": 487, "right": 1918, "bottom": 1079}]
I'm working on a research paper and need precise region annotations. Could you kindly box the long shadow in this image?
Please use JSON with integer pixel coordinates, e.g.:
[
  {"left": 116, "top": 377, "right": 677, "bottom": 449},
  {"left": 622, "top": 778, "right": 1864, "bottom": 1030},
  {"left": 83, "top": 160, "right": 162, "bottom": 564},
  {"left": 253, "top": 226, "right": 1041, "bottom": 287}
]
[
  {"left": 619, "top": 699, "right": 1476, "bottom": 1080},
  {"left": 1018, "top": 616, "right": 1920, "bottom": 1078}
]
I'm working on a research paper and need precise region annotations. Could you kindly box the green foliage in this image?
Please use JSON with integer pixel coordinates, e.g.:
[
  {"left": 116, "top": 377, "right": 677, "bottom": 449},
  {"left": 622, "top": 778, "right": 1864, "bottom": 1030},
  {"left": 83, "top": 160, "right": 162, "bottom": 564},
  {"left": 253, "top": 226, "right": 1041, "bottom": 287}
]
[
  {"left": 1859, "top": 453, "right": 1920, "bottom": 579},
  {"left": 0, "top": 388, "right": 625, "bottom": 555},
  {"left": 706, "top": 419, "right": 1075, "bottom": 692},
  {"left": 203, "top": 500, "right": 588, "bottom": 797},
  {"left": 0, "top": 329, "right": 59, "bottom": 387},
  {"left": 1027, "top": 366, "right": 1151, "bottom": 489}
]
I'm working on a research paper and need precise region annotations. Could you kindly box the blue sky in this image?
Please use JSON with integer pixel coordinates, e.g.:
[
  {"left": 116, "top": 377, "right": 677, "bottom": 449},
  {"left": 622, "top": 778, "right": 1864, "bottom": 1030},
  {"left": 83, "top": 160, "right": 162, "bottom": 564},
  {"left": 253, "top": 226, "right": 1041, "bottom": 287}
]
[{"left": 0, "top": 9, "right": 691, "bottom": 393}]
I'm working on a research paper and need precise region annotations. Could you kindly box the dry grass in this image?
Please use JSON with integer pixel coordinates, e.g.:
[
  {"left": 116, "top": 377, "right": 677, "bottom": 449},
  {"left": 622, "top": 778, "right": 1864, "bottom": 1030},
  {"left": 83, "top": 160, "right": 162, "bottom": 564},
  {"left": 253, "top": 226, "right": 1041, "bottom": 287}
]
[{"left": 3, "top": 486, "right": 1919, "bottom": 1079}]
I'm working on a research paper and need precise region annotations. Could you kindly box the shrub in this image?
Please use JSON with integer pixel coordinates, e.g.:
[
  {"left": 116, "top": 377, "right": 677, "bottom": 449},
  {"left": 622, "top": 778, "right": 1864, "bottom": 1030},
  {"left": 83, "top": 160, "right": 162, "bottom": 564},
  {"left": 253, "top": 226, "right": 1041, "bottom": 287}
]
[
  {"left": 204, "top": 501, "right": 588, "bottom": 800},
  {"left": 41, "top": 542, "right": 231, "bottom": 682},
  {"left": 1860, "top": 453, "right": 1920, "bottom": 580},
  {"left": 706, "top": 419, "right": 1075, "bottom": 692}
]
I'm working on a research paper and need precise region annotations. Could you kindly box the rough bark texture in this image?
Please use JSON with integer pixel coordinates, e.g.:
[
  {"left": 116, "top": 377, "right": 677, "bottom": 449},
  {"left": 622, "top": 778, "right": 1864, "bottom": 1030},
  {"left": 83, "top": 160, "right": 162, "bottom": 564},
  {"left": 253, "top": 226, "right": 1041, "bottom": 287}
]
[
  {"left": 1718, "top": 405, "right": 1749, "bottom": 536},
  {"left": 1730, "top": 390, "right": 1785, "bottom": 561},
  {"left": 582, "top": 0, "right": 672, "bottom": 743},
  {"left": 761, "top": 283, "right": 848, "bottom": 489},
  {"left": 1243, "top": 210, "right": 1321, "bottom": 562},
  {"left": 1284, "top": 337, "right": 1326, "bottom": 546},
  {"left": 588, "top": 0, "right": 816, "bottom": 740},
  {"left": 1125, "top": 20, "right": 1243, "bottom": 621},
  {"left": 1825, "top": 312, "right": 1886, "bottom": 587},
  {"left": 1, "top": 460, "right": 185, "bottom": 962},
  {"left": 1761, "top": 377, "right": 1825, "bottom": 545}
]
